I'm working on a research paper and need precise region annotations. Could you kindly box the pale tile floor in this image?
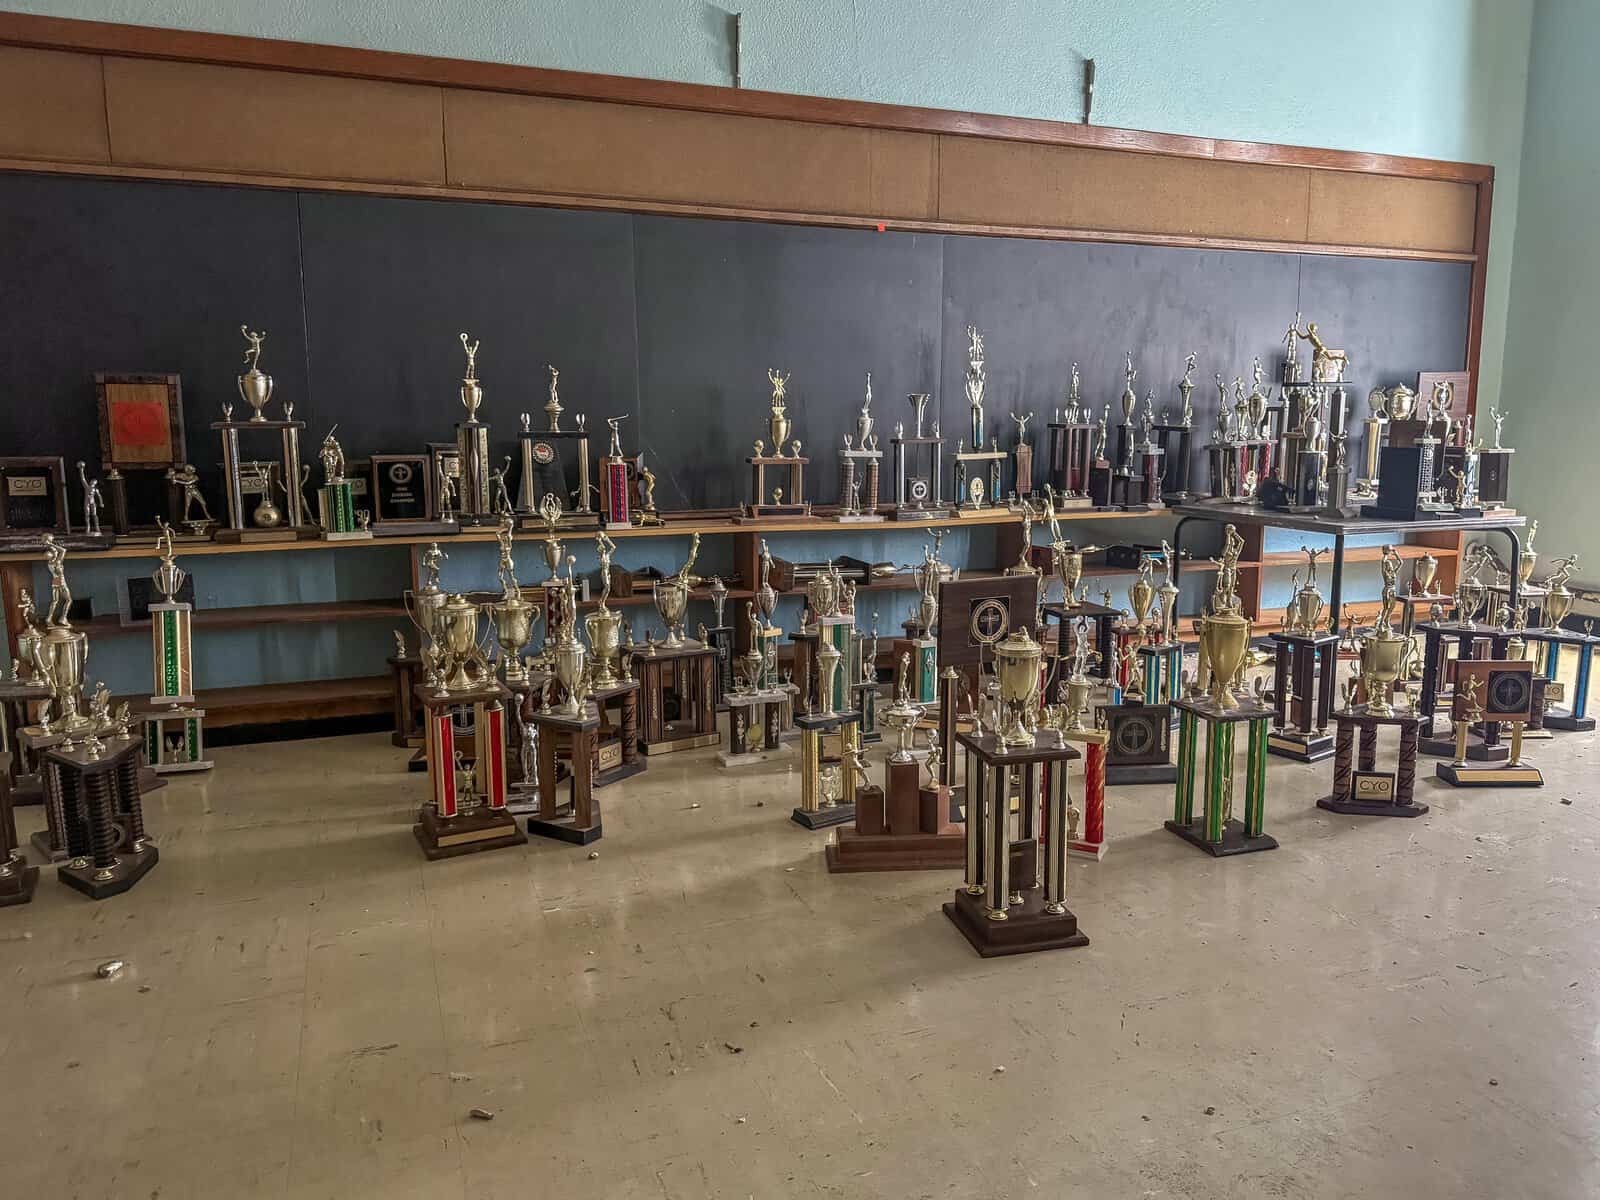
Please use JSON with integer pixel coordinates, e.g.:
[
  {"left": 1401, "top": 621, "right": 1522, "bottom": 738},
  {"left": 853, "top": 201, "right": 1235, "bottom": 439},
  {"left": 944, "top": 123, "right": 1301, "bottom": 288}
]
[{"left": 3, "top": 715, "right": 1598, "bottom": 1199}]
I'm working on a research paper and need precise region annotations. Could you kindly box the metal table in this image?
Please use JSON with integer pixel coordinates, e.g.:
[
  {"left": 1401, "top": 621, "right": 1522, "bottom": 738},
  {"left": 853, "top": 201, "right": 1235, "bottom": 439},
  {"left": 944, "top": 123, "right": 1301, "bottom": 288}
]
[{"left": 1169, "top": 503, "right": 1527, "bottom": 631}]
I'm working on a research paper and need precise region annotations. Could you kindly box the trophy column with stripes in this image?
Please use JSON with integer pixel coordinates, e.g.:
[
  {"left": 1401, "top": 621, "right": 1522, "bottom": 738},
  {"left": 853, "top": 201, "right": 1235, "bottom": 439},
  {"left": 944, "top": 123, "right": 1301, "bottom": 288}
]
[{"left": 144, "top": 523, "right": 213, "bottom": 774}]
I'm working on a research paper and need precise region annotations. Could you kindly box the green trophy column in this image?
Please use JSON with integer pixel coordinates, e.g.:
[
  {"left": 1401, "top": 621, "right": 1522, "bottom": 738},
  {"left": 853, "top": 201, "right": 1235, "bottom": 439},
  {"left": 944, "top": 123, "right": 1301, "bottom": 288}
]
[
  {"left": 1174, "top": 707, "right": 1198, "bottom": 825},
  {"left": 1244, "top": 716, "right": 1268, "bottom": 838},
  {"left": 1203, "top": 718, "right": 1232, "bottom": 844}
]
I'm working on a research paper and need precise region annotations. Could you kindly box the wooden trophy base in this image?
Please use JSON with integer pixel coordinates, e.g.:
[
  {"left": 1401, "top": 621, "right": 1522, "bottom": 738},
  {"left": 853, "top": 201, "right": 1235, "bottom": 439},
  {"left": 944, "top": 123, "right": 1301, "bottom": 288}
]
[
  {"left": 639, "top": 731, "right": 720, "bottom": 756},
  {"left": 30, "top": 830, "right": 66, "bottom": 863},
  {"left": 791, "top": 803, "right": 855, "bottom": 831},
  {"left": 1435, "top": 762, "right": 1544, "bottom": 788},
  {"left": 0, "top": 862, "right": 39, "bottom": 906},
  {"left": 1267, "top": 729, "right": 1335, "bottom": 763},
  {"left": 595, "top": 758, "right": 647, "bottom": 788},
  {"left": 943, "top": 888, "right": 1090, "bottom": 958},
  {"left": 736, "top": 503, "right": 811, "bottom": 522},
  {"left": 413, "top": 806, "right": 527, "bottom": 860},
  {"left": 826, "top": 829, "right": 964, "bottom": 873},
  {"left": 1545, "top": 713, "right": 1596, "bottom": 732},
  {"left": 212, "top": 526, "right": 310, "bottom": 544},
  {"left": 58, "top": 844, "right": 159, "bottom": 900},
  {"left": 1419, "top": 732, "right": 1509, "bottom": 761},
  {"left": 1067, "top": 835, "right": 1109, "bottom": 861},
  {"left": 526, "top": 797, "right": 603, "bottom": 846},
  {"left": 371, "top": 519, "right": 459, "bottom": 537},
  {"left": 1104, "top": 762, "right": 1177, "bottom": 785},
  {"left": 1317, "top": 795, "right": 1429, "bottom": 818},
  {"left": 1164, "top": 817, "right": 1279, "bottom": 857},
  {"left": 890, "top": 506, "right": 950, "bottom": 522}
]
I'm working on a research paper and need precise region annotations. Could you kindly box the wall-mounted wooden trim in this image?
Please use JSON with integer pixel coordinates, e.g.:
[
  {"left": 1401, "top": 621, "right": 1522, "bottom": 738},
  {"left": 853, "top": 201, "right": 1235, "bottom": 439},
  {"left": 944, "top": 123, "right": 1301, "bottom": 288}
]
[{"left": 0, "top": 11, "right": 1494, "bottom": 184}]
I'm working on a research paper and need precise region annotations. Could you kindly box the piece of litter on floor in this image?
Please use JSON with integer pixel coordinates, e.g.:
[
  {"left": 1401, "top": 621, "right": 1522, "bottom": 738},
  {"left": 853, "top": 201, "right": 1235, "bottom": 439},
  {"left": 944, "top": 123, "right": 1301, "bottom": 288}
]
[
  {"left": 1560, "top": 798, "right": 1573, "bottom": 806},
  {"left": 1141, "top": 1115, "right": 1150, "bottom": 1121},
  {"left": 469, "top": 1107, "right": 495, "bottom": 1120},
  {"left": 138, "top": 985, "right": 151, "bottom": 993},
  {"left": 736, "top": 1116, "right": 747, "bottom": 1124},
  {"left": 723, "top": 1043, "right": 744, "bottom": 1054},
  {"left": 95, "top": 960, "right": 124, "bottom": 979},
  {"left": 993, "top": 1065, "right": 1006, "bottom": 1074},
  {"left": 1488, "top": 1079, "right": 1499, "bottom": 1087},
  {"left": 588, "top": 851, "right": 600, "bottom": 859},
  {"left": 690, "top": 802, "right": 701, "bottom": 809},
  {"left": 1204, "top": 1106, "right": 1217, "bottom": 1115},
  {"left": 449, "top": 1072, "right": 472, "bottom": 1082},
  {"left": 756, "top": 800, "right": 765, "bottom": 807}
]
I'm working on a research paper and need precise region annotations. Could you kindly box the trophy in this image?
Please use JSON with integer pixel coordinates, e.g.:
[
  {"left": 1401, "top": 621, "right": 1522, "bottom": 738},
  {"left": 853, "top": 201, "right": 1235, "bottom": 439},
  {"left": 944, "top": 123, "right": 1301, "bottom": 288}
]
[
  {"left": 1155, "top": 541, "right": 1180, "bottom": 645},
  {"left": 585, "top": 530, "right": 622, "bottom": 686},
  {"left": 652, "top": 532, "right": 701, "bottom": 648},
  {"left": 1358, "top": 546, "right": 1414, "bottom": 716},
  {"left": 993, "top": 626, "right": 1042, "bottom": 746},
  {"left": 1195, "top": 525, "right": 1251, "bottom": 708},
  {"left": 1061, "top": 617, "right": 1095, "bottom": 731},
  {"left": 237, "top": 325, "right": 273, "bottom": 421},
  {"left": 453, "top": 333, "right": 494, "bottom": 525},
  {"left": 1053, "top": 541, "right": 1102, "bottom": 610},
  {"left": 404, "top": 543, "right": 450, "bottom": 689},
  {"left": 315, "top": 426, "right": 370, "bottom": 539},
  {"left": 741, "top": 371, "right": 810, "bottom": 519},
  {"left": 1288, "top": 546, "right": 1326, "bottom": 635},
  {"left": 882, "top": 652, "right": 923, "bottom": 762},
  {"left": 214, "top": 325, "right": 309, "bottom": 540},
  {"left": 142, "top": 521, "right": 212, "bottom": 772},
  {"left": 31, "top": 536, "right": 95, "bottom": 742},
  {"left": 837, "top": 373, "right": 885, "bottom": 522},
  {"left": 600, "top": 415, "right": 633, "bottom": 529},
  {"left": 1127, "top": 556, "right": 1155, "bottom": 637},
  {"left": 488, "top": 517, "right": 537, "bottom": 686},
  {"left": 436, "top": 592, "right": 486, "bottom": 694},
  {"left": 551, "top": 556, "right": 589, "bottom": 717},
  {"left": 813, "top": 638, "right": 842, "bottom": 718},
  {"left": 965, "top": 326, "right": 987, "bottom": 450}
]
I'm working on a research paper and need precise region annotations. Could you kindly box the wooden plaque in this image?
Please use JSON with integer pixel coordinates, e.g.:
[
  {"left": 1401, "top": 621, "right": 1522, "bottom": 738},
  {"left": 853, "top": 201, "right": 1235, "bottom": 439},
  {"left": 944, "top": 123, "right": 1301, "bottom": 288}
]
[
  {"left": 95, "top": 372, "right": 185, "bottom": 469},
  {"left": 1451, "top": 659, "right": 1533, "bottom": 724},
  {"left": 370, "top": 453, "right": 434, "bottom": 524},
  {"left": 1416, "top": 371, "right": 1471, "bottom": 422},
  {"left": 934, "top": 574, "right": 1040, "bottom": 674}
]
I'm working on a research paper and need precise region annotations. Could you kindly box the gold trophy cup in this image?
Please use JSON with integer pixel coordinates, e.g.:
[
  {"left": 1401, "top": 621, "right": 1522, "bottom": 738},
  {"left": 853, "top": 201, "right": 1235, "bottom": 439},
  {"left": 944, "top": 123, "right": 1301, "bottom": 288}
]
[
  {"left": 552, "top": 638, "right": 588, "bottom": 718},
  {"left": 436, "top": 594, "right": 483, "bottom": 694},
  {"left": 489, "top": 594, "right": 536, "bottom": 685},
  {"left": 994, "top": 627, "right": 1043, "bottom": 746},
  {"left": 1197, "top": 611, "right": 1251, "bottom": 709},
  {"left": 1359, "top": 631, "right": 1413, "bottom": 716},
  {"left": 584, "top": 607, "right": 622, "bottom": 687}
]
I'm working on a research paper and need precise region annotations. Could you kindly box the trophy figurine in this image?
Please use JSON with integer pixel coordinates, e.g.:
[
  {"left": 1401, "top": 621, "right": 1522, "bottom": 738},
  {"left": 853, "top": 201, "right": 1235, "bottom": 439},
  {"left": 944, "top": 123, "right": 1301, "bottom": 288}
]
[
  {"left": 585, "top": 530, "right": 623, "bottom": 687},
  {"left": 1178, "top": 353, "right": 1197, "bottom": 428},
  {"left": 237, "top": 325, "right": 273, "bottom": 421},
  {"left": 77, "top": 462, "right": 104, "bottom": 539},
  {"left": 964, "top": 326, "right": 987, "bottom": 450},
  {"left": 488, "top": 516, "right": 537, "bottom": 686},
  {"left": 452, "top": 333, "right": 493, "bottom": 524},
  {"left": 767, "top": 369, "right": 792, "bottom": 457},
  {"left": 545, "top": 364, "right": 564, "bottom": 432}
]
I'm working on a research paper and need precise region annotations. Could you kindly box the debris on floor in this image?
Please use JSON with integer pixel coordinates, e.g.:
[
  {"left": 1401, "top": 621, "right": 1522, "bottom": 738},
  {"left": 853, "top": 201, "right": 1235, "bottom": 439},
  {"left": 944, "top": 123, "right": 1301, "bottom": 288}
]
[
  {"left": 469, "top": 1107, "right": 495, "bottom": 1120},
  {"left": 95, "top": 960, "right": 125, "bottom": 979}
]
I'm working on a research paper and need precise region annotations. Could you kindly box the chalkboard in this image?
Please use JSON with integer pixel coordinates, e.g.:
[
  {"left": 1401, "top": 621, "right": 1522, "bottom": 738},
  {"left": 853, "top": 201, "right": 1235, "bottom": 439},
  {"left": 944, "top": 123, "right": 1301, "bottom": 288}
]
[{"left": 0, "top": 171, "right": 1472, "bottom": 517}]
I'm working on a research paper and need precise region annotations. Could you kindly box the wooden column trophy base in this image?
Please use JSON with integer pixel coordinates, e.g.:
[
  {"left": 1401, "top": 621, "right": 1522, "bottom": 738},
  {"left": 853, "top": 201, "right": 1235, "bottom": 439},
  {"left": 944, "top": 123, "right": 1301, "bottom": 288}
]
[
  {"left": 0, "top": 761, "right": 37, "bottom": 906},
  {"left": 943, "top": 888, "right": 1089, "bottom": 958},
  {"left": 60, "top": 842, "right": 160, "bottom": 899},
  {"left": 0, "top": 859, "right": 38, "bottom": 907},
  {"left": 413, "top": 681, "right": 526, "bottom": 860},
  {"left": 826, "top": 757, "right": 962, "bottom": 873},
  {"left": 45, "top": 736, "right": 162, "bottom": 899},
  {"left": 527, "top": 705, "right": 603, "bottom": 845},
  {"left": 1316, "top": 708, "right": 1427, "bottom": 817},
  {"left": 1167, "top": 697, "right": 1279, "bottom": 857},
  {"left": 792, "top": 709, "right": 860, "bottom": 830},
  {"left": 1435, "top": 760, "right": 1543, "bottom": 788},
  {"left": 632, "top": 643, "right": 720, "bottom": 756}
]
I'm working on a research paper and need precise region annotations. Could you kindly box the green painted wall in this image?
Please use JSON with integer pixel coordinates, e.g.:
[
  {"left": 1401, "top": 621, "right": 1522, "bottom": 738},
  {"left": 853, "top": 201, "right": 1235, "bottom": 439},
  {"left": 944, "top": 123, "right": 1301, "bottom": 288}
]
[
  {"left": 13, "top": 1, "right": 1534, "bottom": 409},
  {"left": 1500, "top": 0, "right": 1598, "bottom": 578}
]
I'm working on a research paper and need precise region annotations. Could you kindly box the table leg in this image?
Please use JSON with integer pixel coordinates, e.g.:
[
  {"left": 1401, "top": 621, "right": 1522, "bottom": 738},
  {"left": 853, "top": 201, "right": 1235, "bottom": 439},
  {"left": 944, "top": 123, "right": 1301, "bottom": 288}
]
[
  {"left": 1272, "top": 642, "right": 1289, "bottom": 729},
  {"left": 1327, "top": 532, "right": 1346, "bottom": 633}
]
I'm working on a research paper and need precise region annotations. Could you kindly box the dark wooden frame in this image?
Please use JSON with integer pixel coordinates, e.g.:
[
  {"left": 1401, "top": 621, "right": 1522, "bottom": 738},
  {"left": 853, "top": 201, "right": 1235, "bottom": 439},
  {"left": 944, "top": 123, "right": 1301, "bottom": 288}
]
[
  {"left": 94, "top": 371, "right": 185, "bottom": 470},
  {"left": 0, "top": 456, "right": 69, "bottom": 536},
  {"left": 369, "top": 452, "right": 436, "bottom": 526}
]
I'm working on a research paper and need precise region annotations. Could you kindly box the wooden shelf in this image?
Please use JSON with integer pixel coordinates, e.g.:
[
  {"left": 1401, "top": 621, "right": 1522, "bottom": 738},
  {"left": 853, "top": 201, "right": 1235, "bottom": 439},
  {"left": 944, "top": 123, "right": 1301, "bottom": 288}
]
[
  {"left": 118, "top": 674, "right": 391, "bottom": 728},
  {"left": 83, "top": 599, "right": 407, "bottom": 638},
  {"left": 1260, "top": 545, "right": 1460, "bottom": 567},
  {"left": 0, "top": 505, "right": 1170, "bottom": 564}
]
